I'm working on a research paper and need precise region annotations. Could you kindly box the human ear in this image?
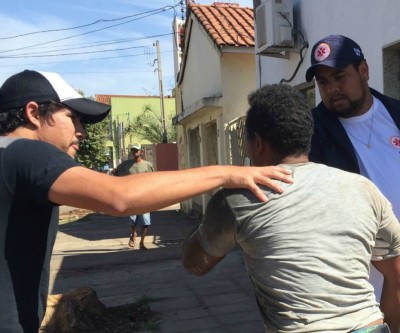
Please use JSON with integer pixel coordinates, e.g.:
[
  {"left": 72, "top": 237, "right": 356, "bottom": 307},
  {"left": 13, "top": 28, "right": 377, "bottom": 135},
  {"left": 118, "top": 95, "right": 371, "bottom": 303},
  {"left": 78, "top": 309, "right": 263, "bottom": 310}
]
[
  {"left": 254, "top": 133, "right": 266, "bottom": 155},
  {"left": 358, "top": 61, "right": 369, "bottom": 81},
  {"left": 24, "top": 102, "right": 41, "bottom": 128}
]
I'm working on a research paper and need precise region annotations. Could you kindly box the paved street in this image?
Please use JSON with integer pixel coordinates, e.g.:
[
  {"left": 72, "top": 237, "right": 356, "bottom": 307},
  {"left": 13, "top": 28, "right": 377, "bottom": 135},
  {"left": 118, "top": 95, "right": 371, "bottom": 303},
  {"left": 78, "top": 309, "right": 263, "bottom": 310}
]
[{"left": 50, "top": 205, "right": 264, "bottom": 333}]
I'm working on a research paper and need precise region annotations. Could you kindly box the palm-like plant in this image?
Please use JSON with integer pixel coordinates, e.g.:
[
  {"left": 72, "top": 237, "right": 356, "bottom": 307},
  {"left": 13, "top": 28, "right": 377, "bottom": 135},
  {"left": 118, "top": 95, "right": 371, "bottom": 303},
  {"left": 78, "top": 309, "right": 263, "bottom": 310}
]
[{"left": 125, "top": 106, "right": 176, "bottom": 143}]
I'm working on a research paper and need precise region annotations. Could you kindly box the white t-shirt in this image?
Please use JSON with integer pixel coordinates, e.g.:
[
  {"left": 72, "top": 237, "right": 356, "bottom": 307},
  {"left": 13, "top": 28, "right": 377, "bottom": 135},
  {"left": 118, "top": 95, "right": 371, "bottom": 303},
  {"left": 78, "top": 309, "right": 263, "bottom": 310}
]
[
  {"left": 339, "top": 96, "right": 400, "bottom": 301},
  {"left": 339, "top": 97, "right": 400, "bottom": 219}
]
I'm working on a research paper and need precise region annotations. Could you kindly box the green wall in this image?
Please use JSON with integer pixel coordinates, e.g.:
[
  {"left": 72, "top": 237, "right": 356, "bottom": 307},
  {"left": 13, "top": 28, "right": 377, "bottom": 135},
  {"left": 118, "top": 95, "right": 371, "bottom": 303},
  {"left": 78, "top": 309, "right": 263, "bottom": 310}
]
[{"left": 107, "top": 96, "right": 176, "bottom": 165}]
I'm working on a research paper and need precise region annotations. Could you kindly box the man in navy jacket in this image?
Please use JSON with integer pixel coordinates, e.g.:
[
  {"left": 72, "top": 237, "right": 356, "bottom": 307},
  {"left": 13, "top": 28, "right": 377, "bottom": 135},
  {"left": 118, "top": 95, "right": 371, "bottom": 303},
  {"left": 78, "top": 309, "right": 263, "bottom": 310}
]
[
  {"left": 306, "top": 35, "right": 400, "bottom": 328},
  {"left": 310, "top": 88, "right": 400, "bottom": 173}
]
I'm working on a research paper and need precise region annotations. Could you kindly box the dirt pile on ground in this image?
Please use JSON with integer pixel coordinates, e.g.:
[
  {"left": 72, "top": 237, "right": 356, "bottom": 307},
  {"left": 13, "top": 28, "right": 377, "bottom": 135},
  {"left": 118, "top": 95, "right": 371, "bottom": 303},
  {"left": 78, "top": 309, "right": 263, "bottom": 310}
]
[
  {"left": 41, "top": 287, "right": 160, "bottom": 333},
  {"left": 48, "top": 211, "right": 162, "bottom": 333},
  {"left": 90, "top": 302, "right": 160, "bottom": 333}
]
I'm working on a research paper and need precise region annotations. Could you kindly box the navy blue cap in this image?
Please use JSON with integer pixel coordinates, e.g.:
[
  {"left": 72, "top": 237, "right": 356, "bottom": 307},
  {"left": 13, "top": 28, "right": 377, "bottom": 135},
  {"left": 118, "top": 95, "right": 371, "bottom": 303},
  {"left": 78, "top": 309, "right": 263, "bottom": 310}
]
[{"left": 305, "top": 35, "right": 364, "bottom": 82}]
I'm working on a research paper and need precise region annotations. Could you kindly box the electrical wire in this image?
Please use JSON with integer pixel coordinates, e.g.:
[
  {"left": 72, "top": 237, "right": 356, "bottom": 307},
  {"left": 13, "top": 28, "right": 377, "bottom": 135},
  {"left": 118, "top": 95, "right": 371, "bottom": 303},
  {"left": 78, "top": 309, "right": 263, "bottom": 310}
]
[
  {"left": 0, "top": 45, "right": 150, "bottom": 59},
  {"left": 33, "top": 33, "right": 173, "bottom": 52},
  {"left": 0, "top": 33, "right": 174, "bottom": 58},
  {"left": 0, "top": 2, "right": 177, "bottom": 91},
  {"left": 280, "top": 35, "right": 309, "bottom": 84},
  {"left": 0, "top": 50, "right": 174, "bottom": 68},
  {"left": 0, "top": 5, "right": 178, "bottom": 55},
  {"left": 0, "top": 5, "right": 180, "bottom": 40}
]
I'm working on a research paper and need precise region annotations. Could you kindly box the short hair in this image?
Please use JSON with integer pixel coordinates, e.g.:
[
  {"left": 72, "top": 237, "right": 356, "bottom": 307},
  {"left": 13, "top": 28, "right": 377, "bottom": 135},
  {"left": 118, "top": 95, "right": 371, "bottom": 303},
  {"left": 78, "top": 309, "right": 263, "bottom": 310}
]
[
  {"left": 0, "top": 102, "right": 64, "bottom": 134},
  {"left": 352, "top": 59, "right": 364, "bottom": 70},
  {"left": 245, "top": 84, "right": 313, "bottom": 157}
]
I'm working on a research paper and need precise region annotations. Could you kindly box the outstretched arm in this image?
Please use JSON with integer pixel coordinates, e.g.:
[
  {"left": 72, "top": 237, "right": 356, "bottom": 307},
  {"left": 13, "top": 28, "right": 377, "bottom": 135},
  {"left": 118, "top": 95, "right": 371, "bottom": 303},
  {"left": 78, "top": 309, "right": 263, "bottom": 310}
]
[
  {"left": 49, "top": 165, "right": 292, "bottom": 216},
  {"left": 372, "top": 257, "right": 400, "bottom": 333}
]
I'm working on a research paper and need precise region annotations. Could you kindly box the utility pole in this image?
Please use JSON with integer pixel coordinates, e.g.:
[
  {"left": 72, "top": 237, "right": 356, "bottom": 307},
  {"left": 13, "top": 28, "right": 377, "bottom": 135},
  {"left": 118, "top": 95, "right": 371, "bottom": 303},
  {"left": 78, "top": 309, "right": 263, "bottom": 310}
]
[{"left": 154, "top": 40, "right": 167, "bottom": 143}]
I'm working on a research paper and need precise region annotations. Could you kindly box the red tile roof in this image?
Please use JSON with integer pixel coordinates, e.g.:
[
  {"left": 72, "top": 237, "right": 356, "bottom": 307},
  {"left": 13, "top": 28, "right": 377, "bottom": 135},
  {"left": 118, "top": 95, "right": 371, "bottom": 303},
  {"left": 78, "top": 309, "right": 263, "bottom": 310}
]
[{"left": 188, "top": 2, "right": 254, "bottom": 48}]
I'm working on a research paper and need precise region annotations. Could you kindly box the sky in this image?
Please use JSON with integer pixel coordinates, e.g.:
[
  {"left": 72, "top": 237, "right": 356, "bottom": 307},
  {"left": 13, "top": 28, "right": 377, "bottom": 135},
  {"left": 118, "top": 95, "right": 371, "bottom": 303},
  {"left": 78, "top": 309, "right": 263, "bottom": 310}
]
[{"left": 0, "top": 0, "right": 253, "bottom": 98}]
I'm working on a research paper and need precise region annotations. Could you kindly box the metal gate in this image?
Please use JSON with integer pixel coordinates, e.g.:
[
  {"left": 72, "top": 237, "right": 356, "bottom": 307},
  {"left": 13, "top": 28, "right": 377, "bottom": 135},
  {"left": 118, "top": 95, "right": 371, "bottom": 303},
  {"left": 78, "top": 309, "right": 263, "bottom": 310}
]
[{"left": 227, "top": 116, "right": 247, "bottom": 166}]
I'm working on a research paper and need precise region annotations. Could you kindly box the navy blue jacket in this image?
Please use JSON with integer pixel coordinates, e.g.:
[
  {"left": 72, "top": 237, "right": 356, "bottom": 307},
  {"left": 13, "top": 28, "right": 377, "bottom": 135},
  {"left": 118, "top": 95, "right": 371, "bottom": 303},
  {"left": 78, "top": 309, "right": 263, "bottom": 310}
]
[{"left": 309, "top": 88, "right": 400, "bottom": 173}]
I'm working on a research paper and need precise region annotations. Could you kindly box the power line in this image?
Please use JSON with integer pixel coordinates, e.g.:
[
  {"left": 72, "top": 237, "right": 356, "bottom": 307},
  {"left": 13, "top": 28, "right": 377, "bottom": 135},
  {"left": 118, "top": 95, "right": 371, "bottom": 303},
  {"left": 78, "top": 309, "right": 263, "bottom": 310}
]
[
  {"left": 6, "top": 33, "right": 173, "bottom": 55},
  {"left": 0, "top": 4, "right": 180, "bottom": 40},
  {"left": 0, "top": 5, "right": 179, "bottom": 55},
  {"left": 0, "top": 50, "right": 174, "bottom": 67},
  {"left": 0, "top": 33, "right": 172, "bottom": 59},
  {"left": 0, "top": 3, "right": 181, "bottom": 95},
  {"left": 1, "top": 45, "right": 150, "bottom": 58}
]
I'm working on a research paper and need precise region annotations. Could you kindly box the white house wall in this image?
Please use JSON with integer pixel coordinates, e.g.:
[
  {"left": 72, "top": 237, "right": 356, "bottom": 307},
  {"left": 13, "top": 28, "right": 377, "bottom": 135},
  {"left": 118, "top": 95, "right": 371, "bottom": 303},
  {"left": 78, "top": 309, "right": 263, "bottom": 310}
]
[
  {"left": 256, "top": 0, "right": 400, "bottom": 96},
  {"left": 176, "top": 12, "right": 256, "bottom": 215},
  {"left": 182, "top": 16, "right": 222, "bottom": 109},
  {"left": 220, "top": 52, "right": 256, "bottom": 123}
]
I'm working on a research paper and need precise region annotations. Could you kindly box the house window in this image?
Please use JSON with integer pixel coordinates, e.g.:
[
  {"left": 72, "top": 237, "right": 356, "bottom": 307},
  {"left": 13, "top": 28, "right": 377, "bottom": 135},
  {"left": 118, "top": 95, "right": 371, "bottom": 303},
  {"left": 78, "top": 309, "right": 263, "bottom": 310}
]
[
  {"left": 294, "top": 82, "right": 316, "bottom": 109},
  {"left": 383, "top": 41, "right": 400, "bottom": 100},
  {"left": 188, "top": 127, "right": 201, "bottom": 168},
  {"left": 227, "top": 117, "right": 247, "bottom": 166},
  {"left": 204, "top": 122, "right": 218, "bottom": 166}
]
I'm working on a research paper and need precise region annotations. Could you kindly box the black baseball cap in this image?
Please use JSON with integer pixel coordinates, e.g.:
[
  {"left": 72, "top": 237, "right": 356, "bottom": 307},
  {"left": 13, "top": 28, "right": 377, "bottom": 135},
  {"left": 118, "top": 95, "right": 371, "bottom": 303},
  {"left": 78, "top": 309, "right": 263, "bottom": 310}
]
[
  {"left": 305, "top": 35, "right": 365, "bottom": 82},
  {"left": 0, "top": 70, "right": 111, "bottom": 124}
]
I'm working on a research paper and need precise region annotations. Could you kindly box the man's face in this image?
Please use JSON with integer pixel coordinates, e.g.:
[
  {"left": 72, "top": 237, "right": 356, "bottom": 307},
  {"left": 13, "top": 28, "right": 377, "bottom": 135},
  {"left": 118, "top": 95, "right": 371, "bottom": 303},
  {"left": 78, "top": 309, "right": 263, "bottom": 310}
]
[
  {"left": 315, "top": 62, "right": 370, "bottom": 118},
  {"left": 37, "top": 107, "right": 86, "bottom": 158},
  {"left": 131, "top": 148, "right": 141, "bottom": 158}
]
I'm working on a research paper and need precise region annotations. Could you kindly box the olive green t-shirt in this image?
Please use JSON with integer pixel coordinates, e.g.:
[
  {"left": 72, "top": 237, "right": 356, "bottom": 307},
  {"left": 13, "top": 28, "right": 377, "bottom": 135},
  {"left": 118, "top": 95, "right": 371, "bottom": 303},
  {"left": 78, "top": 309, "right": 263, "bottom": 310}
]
[
  {"left": 129, "top": 160, "right": 154, "bottom": 174},
  {"left": 197, "top": 163, "right": 400, "bottom": 332}
]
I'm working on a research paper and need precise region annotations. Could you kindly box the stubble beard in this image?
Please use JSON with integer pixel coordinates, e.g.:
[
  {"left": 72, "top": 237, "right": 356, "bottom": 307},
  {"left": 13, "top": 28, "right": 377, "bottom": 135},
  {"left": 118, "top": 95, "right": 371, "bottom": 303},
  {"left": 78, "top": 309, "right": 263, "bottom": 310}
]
[
  {"left": 329, "top": 96, "right": 364, "bottom": 118},
  {"left": 328, "top": 78, "right": 368, "bottom": 118}
]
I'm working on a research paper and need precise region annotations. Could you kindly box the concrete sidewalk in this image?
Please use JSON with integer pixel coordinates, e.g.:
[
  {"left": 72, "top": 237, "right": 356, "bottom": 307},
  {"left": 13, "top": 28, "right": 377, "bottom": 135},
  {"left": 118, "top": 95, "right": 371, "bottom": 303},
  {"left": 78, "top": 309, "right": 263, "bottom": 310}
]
[{"left": 50, "top": 205, "right": 264, "bottom": 333}]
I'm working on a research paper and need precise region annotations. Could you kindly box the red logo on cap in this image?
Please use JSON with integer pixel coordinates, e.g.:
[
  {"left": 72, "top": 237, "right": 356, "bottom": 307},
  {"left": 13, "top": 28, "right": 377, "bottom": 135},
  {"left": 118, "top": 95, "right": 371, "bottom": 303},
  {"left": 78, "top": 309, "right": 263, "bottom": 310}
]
[
  {"left": 390, "top": 136, "right": 400, "bottom": 149},
  {"left": 314, "top": 43, "right": 330, "bottom": 62}
]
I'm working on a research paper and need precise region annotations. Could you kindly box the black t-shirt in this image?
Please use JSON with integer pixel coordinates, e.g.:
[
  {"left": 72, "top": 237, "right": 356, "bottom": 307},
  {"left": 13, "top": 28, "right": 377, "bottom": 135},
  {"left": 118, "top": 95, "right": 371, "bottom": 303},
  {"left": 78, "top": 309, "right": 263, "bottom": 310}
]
[{"left": 0, "top": 138, "right": 79, "bottom": 332}]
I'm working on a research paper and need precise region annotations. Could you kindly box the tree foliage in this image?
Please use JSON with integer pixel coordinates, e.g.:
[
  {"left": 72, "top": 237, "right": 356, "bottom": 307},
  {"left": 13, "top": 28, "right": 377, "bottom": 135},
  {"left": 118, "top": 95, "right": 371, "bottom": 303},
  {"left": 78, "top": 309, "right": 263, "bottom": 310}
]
[
  {"left": 125, "top": 106, "right": 176, "bottom": 143},
  {"left": 75, "top": 89, "right": 110, "bottom": 170},
  {"left": 76, "top": 117, "right": 110, "bottom": 170}
]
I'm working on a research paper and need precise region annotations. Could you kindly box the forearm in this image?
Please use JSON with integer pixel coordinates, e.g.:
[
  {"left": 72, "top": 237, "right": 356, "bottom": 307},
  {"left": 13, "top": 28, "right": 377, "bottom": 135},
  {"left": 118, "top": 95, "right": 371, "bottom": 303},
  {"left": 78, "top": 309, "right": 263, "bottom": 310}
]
[
  {"left": 379, "top": 279, "right": 400, "bottom": 333},
  {"left": 50, "top": 166, "right": 224, "bottom": 215},
  {"left": 50, "top": 164, "right": 293, "bottom": 215},
  {"left": 372, "top": 258, "right": 400, "bottom": 333},
  {"left": 125, "top": 166, "right": 232, "bottom": 212}
]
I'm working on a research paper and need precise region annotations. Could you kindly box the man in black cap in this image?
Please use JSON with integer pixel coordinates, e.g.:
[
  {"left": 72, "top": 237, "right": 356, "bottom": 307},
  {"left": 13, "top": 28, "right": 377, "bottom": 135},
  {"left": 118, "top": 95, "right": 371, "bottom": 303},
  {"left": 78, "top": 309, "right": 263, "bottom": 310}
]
[
  {"left": 0, "top": 70, "right": 293, "bottom": 332},
  {"left": 306, "top": 35, "right": 400, "bottom": 328}
]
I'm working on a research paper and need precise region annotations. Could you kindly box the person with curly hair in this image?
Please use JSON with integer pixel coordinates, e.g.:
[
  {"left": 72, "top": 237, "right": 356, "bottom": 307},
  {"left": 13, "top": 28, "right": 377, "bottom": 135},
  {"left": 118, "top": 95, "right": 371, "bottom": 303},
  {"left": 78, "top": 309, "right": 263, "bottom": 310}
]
[{"left": 183, "top": 84, "right": 400, "bottom": 333}]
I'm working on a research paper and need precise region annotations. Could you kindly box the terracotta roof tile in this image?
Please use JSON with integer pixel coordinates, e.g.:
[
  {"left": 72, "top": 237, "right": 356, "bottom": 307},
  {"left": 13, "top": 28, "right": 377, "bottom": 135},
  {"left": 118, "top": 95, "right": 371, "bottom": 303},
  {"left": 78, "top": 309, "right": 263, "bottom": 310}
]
[{"left": 189, "top": 2, "right": 254, "bottom": 48}]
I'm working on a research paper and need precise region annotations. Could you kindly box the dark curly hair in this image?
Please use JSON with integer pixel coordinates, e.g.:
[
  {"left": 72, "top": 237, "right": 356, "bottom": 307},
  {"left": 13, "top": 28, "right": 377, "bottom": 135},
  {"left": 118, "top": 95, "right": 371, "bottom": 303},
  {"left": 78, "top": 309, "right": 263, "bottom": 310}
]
[
  {"left": 245, "top": 84, "right": 313, "bottom": 157},
  {"left": 0, "top": 102, "right": 64, "bottom": 134}
]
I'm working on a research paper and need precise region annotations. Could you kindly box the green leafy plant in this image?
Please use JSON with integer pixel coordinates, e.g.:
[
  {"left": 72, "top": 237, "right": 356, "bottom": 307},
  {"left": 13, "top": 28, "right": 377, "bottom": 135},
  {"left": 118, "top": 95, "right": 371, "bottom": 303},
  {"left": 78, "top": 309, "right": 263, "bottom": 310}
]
[
  {"left": 125, "top": 106, "right": 176, "bottom": 143},
  {"left": 74, "top": 90, "right": 110, "bottom": 170},
  {"left": 76, "top": 116, "right": 110, "bottom": 170}
]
